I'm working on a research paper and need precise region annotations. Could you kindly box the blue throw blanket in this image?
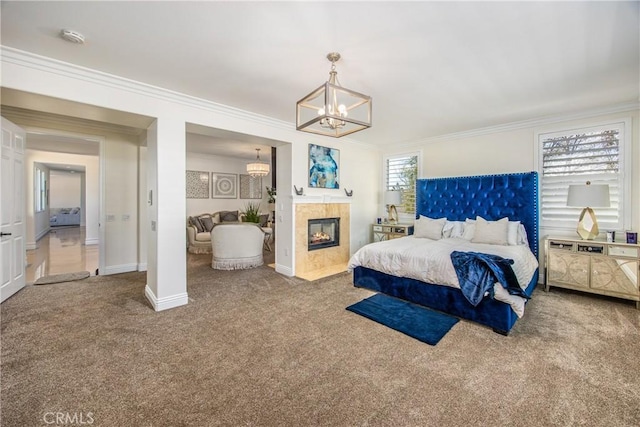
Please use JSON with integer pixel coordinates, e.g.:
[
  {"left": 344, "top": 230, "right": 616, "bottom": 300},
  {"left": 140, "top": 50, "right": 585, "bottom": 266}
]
[{"left": 450, "top": 251, "right": 530, "bottom": 306}]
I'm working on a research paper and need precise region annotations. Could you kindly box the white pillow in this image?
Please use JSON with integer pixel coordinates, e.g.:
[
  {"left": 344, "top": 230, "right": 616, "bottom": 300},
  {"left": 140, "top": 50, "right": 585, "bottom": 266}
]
[
  {"left": 507, "top": 221, "right": 520, "bottom": 246},
  {"left": 517, "top": 223, "right": 529, "bottom": 246},
  {"left": 463, "top": 218, "right": 529, "bottom": 245},
  {"left": 506, "top": 220, "right": 530, "bottom": 246},
  {"left": 414, "top": 216, "right": 446, "bottom": 240},
  {"left": 461, "top": 219, "right": 476, "bottom": 240},
  {"left": 471, "top": 216, "right": 509, "bottom": 245},
  {"left": 443, "top": 221, "right": 465, "bottom": 238}
]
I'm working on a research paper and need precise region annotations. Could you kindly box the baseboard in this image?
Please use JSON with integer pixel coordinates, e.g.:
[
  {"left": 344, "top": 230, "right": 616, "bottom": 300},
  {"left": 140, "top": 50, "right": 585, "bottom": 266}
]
[
  {"left": 34, "top": 228, "right": 49, "bottom": 242},
  {"left": 85, "top": 238, "right": 99, "bottom": 245},
  {"left": 101, "top": 263, "right": 138, "bottom": 275},
  {"left": 275, "top": 263, "right": 294, "bottom": 277},
  {"left": 137, "top": 263, "right": 147, "bottom": 272},
  {"left": 144, "top": 285, "right": 188, "bottom": 312}
]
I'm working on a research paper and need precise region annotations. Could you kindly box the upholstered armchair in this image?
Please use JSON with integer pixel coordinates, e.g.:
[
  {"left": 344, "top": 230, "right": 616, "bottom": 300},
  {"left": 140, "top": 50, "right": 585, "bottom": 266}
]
[{"left": 210, "top": 223, "right": 265, "bottom": 270}]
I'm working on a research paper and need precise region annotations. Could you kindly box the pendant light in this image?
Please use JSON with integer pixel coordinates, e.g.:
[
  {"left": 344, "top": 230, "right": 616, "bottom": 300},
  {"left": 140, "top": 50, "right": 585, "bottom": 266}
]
[{"left": 246, "top": 148, "right": 270, "bottom": 177}]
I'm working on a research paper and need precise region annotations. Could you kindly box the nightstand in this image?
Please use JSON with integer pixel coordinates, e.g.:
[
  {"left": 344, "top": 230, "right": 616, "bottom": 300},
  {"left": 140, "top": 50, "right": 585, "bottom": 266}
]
[
  {"left": 545, "top": 236, "right": 640, "bottom": 309},
  {"left": 372, "top": 223, "right": 414, "bottom": 241}
]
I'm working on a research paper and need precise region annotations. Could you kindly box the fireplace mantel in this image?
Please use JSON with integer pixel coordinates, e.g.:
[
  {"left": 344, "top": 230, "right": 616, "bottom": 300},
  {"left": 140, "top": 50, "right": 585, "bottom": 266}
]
[{"left": 290, "top": 195, "right": 352, "bottom": 204}]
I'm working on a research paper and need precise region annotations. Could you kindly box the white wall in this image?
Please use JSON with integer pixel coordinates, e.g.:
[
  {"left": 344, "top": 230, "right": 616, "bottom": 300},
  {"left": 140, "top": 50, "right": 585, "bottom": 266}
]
[
  {"left": 49, "top": 170, "right": 81, "bottom": 208},
  {"left": 102, "top": 131, "right": 140, "bottom": 274}
]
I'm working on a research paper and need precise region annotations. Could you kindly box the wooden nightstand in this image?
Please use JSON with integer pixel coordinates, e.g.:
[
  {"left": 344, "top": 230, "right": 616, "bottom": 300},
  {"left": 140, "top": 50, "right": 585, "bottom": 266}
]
[
  {"left": 545, "top": 236, "right": 640, "bottom": 309},
  {"left": 372, "top": 223, "right": 414, "bottom": 242}
]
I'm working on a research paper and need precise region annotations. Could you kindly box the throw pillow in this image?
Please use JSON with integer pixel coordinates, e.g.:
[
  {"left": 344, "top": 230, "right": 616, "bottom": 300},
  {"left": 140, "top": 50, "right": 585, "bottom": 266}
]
[
  {"left": 507, "top": 221, "right": 520, "bottom": 246},
  {"left": 258, "top": 214, "right": 269, "bottom": 227},
  {"left": 189, "top": 216, "right": 205, "bottom": 233},
  {"left": 199, "top": 216, "right": 215, "bottom": 232},
  {"left": 443, "top": 220, "right": 464, "bottom": 238},
  {"left": 220, "top": 210, "right": 239, "bottom": 222},
  {"left": 414, "top": 215, "right": 446, "bottom": 240},
  {"left": 472, "top": 216, "right": 509, "bottom": 245}
]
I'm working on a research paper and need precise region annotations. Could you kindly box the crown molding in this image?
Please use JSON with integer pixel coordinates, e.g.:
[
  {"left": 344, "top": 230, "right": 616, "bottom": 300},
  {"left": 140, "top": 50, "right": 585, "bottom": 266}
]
[
  {"left": 1, "top": 46, "right": 377, "bottom": 148},
  {"left": 0, "top": 46, "right": 294, "bottom": 131},
  {"left": 0, "top": 105, "right": 143, "bottom": 137},
  {"left": 395, "top": 101, "right": 640, "bottom": 148}
]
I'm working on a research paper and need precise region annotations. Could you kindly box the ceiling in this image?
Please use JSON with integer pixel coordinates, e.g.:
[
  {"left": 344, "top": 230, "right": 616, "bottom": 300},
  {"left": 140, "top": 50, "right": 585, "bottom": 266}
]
[{"left": 1, "top": 1, "right": 638, "bottom": 149}]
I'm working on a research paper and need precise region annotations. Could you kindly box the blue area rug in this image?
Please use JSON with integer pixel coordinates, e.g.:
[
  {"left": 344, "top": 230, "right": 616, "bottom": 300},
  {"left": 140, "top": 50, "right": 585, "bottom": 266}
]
[{"left": 346, "top": 294, "right": 459, "bottom": 345}]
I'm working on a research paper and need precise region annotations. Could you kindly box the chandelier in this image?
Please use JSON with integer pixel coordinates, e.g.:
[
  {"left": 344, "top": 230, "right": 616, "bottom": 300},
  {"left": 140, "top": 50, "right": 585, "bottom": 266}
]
[
  {"left": 296, "top": 52, "right": 372, "bottom": 138},
  {"left": 246, "top": 148, "right": 270, "bottom": 177}
]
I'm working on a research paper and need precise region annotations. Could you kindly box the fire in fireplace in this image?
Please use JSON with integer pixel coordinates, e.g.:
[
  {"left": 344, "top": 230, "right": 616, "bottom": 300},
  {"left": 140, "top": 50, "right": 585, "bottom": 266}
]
[{"left": 308, "top": 217, "right": 340, "bottom": 251}]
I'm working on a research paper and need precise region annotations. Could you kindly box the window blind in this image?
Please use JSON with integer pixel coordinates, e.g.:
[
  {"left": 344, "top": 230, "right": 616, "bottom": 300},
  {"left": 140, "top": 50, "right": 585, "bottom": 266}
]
[
  {"left": 386, "top": 155, "right": 417, "bottom": 218},
  {"left": 540, "top": 124, "right": 623, "bottom": 230}
]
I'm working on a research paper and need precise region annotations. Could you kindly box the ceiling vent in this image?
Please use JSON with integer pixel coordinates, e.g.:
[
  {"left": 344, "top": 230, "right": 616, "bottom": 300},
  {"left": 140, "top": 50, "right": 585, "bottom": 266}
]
[{"left": 60, "top": 29, "right": 85, "bottom": 44}]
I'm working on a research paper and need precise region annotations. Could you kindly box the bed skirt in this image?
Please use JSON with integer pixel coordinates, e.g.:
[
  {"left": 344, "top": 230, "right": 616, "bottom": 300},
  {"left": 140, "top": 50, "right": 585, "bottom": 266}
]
[{"left": 353, "top": 266, "right": 539, "bottom": 334}]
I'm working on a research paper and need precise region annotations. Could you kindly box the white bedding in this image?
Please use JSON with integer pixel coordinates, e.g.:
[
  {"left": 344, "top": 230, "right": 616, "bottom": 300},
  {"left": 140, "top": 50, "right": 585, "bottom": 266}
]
[{"left": 347, "top": 236, "right": 539, "bottom": 317}]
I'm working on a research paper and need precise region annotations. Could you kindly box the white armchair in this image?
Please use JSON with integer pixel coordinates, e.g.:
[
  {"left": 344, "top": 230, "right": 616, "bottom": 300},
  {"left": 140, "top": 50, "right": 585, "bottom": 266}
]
[{"left": 211, "top": 223, "right": 265, "bottom": 270}]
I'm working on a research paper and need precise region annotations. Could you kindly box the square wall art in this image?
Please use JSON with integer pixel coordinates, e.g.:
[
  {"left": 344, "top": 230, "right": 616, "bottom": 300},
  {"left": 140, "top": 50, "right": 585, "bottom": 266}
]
[
  {"left": 186, "top": 170, "right": 210, "bottom": 199},
  {"left": 240, "top": 174, "right": 262, "bottom": 199},
  {"left": 211, "top": 172, "right": 237, "bottom": 199},
  {"left": 309, "top": 144, "right": 339, "bottom": 189}
]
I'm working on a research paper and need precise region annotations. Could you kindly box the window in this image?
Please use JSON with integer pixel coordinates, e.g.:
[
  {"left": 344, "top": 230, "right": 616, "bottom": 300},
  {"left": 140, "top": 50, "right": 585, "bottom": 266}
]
[
  {"left": 385, "top": 153, "right": 419, "bottom": 222},
  {"left": 538, "top": 121, "right": 629, "bottom": 231},
  {"left": 35, "top": 166, "right": 47, "bottom": 213}
]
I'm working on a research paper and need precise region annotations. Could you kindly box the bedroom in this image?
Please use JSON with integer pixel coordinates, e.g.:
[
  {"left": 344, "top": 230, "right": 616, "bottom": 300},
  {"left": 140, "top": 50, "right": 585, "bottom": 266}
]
[
  {"left": 1, "top": 1, "right": 639, "bottom": 425},
  {"left": 1, "top": 1, "right": 637, "bottom": 305}
]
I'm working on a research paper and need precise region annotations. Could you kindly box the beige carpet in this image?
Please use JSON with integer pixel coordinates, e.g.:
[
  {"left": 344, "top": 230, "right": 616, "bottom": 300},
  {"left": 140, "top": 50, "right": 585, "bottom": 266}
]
[{"left": 1, "top": 253, "right": 639, "bottom": 426}]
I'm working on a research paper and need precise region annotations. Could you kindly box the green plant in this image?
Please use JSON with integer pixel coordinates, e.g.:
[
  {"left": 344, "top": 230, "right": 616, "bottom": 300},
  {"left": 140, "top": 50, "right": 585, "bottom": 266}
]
[
  {"left": 242, "top": 202, "right": 261, "bottom": 223},
  {"left": 266, "top": 186, "right": 276, "bottom": 204}
]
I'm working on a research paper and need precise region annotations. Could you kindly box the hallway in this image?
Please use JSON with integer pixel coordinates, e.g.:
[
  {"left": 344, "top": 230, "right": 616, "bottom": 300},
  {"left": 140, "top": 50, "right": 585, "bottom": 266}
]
[{"left": 26, "top": 227, "right": 99, "bottom": 284}]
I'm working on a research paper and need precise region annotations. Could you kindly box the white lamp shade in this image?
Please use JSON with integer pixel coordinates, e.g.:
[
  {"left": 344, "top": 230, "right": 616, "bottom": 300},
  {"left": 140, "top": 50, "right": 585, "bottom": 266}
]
[
  {"left": 384, "top": 190, "right": 401, "bottom": 205},
  {"left": 567, "top": 184, "right": 610, "bottom": 208},
  {"left": 246, "top": 162, "right": 270, "bottom": 177}
]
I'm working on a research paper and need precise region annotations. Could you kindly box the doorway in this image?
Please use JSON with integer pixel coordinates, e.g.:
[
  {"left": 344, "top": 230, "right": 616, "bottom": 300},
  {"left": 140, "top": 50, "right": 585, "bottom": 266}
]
[
  {"left": 26, "top": 163, "right": 99, "bottom": 283},
  {"left": 21, "top": 129, "right": 103, "bottom": 283}
]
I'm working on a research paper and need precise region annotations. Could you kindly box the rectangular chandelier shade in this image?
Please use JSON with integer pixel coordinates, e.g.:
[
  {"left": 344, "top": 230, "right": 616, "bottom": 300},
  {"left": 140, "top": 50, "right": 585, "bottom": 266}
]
[{"left": 296, "top": 82, "right": 372, "bottom": 138}]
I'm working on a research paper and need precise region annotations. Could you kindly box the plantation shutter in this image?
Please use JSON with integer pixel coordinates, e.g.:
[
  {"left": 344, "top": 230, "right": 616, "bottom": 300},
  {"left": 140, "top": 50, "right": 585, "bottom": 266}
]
[
  {"left": 386, "top": 155, "right": 418, "bottom": 220},
  {"left": 540, "top": 123, "right": 624, "bottom": 230}
]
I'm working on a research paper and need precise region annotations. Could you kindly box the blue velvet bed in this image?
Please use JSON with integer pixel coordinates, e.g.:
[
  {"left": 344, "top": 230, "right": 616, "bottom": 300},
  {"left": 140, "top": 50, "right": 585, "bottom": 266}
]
[{"left": 353, "top": 172, "right": 539, "bottom": 335}]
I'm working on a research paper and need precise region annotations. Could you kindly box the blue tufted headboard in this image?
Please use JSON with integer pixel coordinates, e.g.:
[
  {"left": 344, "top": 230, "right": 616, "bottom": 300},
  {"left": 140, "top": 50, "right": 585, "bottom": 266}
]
[{"left": 415, "top": 172, "right": 539, "bottom": 258}]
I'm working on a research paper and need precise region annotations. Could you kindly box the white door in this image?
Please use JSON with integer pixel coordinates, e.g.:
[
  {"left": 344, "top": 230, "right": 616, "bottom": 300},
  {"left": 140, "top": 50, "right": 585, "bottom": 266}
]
[{"left": 1, "top": 117, "right": 26, "bottom": 302}]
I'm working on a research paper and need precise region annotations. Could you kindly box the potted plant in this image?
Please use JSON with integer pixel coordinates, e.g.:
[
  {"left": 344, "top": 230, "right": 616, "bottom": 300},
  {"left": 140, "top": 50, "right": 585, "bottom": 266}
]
[
  {"left": 242, "top": 201, "right": 261, "bottom": 223},
  {"left": 266, "top": 187, "right": 276, "bottom": 211}
]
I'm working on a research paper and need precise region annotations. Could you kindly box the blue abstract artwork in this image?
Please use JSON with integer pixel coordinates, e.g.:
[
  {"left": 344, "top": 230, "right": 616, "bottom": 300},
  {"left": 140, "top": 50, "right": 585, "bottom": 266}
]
[{"left": 309, "top": 144, "right": 340, "bottom": 189}]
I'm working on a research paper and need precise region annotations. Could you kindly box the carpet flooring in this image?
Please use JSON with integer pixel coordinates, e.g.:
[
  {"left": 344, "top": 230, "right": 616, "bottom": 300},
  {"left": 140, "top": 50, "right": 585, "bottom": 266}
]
[{"left": 1, "top": 253, "right": 639, "bottom": 426}]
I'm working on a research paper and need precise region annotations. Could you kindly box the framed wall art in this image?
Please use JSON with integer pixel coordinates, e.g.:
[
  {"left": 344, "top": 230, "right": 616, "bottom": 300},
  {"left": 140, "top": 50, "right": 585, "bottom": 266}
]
[
  {"left": 186, "top": 170, "right": 210, "bottom": 199},
  {"left": 308, "top": 144, "right": 340, "bottom": 189},
  {"left": 211, "top": 172, "right": 237, "bottom": 199},
  {"left": 240, "top": 174, "right": 262, "bottom": 199}
]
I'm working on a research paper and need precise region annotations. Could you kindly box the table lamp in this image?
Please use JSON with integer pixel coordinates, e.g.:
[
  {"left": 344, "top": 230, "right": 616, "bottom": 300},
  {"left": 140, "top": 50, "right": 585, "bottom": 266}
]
[
  {"left": 567, "top": 181, "right": 610, "bottom": 240},
  {"left": 384, "top": 190, "right": 401, "bottom": 224}
]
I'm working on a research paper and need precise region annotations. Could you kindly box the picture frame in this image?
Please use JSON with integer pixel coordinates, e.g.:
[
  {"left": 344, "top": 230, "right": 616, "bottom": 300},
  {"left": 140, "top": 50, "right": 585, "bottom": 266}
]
[
  {"left": 211, "top": 172, "right": 237, "bottom": 199},
  {"left": 309, "top": 144, "right": 340, "bottom": 189},
  {"left": 186, "top": 170, "right": 210, "bottom": 199},
  {"left": 239, "top": 174, "right": 262, "bottom": 199}
]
